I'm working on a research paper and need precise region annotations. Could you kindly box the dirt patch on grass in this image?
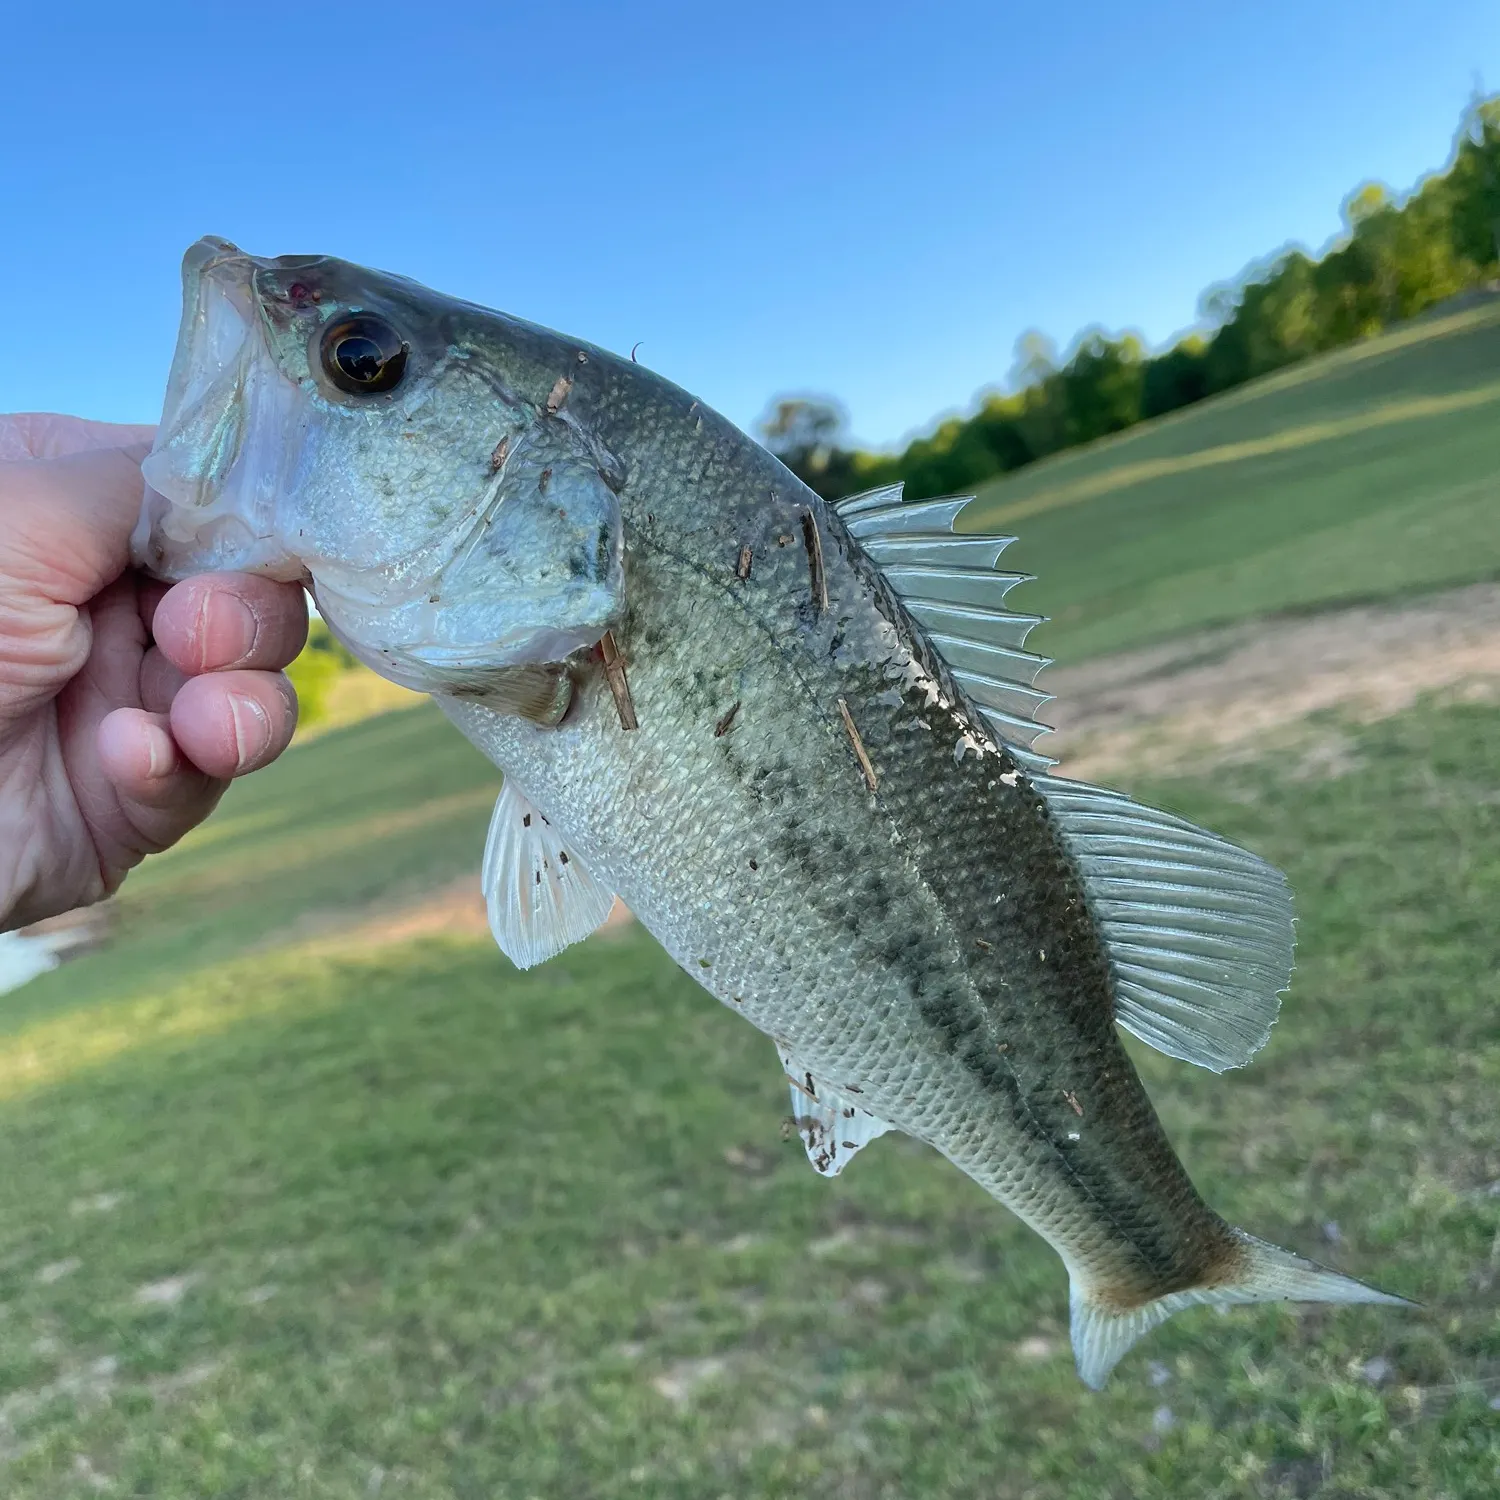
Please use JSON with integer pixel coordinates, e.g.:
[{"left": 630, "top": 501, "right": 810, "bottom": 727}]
[{"left": 1042, "top": 581, "right": 1500, "bottom": 779}]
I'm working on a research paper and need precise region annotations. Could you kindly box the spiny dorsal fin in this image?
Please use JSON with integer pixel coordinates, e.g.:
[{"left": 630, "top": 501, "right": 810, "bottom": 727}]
[
  {"left": 1032, "top": 774, "right": 1295, "bottom": 1071},
  {"left": 833, "top": 482, "right": 1055, "bottom": 769},
  {"left": 482, "top": 778, "right": 616, "bottom": 969},
  {"left": 777, "top": 1043, "right": 893, "bottom": 1177}
]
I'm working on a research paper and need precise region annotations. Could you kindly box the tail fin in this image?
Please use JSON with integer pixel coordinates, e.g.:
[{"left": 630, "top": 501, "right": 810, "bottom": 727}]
[{"left": 1070, "top": 1230, "right": 1414, "bottom": 1390}]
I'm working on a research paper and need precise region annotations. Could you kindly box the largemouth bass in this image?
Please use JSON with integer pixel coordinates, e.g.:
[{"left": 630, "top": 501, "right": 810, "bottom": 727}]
[{"left": 134, "top": 238, "right": 1409, "bottom": 1387}]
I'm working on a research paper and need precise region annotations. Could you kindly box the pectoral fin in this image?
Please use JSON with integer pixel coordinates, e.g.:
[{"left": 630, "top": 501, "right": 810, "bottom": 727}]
[
  {"left": 482, "top": 779, "right": 615, "bottom": 969},
  {"left": 434, "top": 661, "right": 574, "bottom": 723}
]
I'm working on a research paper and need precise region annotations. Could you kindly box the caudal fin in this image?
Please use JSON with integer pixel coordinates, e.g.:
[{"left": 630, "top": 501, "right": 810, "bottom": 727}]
[{"left": 1070, "top": 1230, "right": 1414, "bottom": 1390}]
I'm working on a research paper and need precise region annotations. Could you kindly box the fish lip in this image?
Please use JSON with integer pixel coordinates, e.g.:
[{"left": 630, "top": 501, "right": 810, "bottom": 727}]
[
  {"left": 181, "top": 234, "right": 247, "bottom": 278},
  {"left": 131, "top": 238, "right": 311, "bottom": 582},
  {"left": 174, "top": 238, "right": 274, "bottom": 352}
]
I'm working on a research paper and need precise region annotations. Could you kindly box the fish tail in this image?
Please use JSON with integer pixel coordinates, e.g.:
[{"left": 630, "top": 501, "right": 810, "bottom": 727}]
[{"left": 1069, "top": 1229, "right": 1414, "bottom": 1390}]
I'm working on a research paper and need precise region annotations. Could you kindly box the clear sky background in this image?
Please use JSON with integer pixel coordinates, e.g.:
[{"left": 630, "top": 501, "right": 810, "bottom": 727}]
[{"left": 3, "top": 2, "right": 1496, "bottom": 449}]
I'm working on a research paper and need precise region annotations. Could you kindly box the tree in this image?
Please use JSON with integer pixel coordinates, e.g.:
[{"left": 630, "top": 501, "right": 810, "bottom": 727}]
[
  {"left": 1448, "top": 91, "right": 1500, "bottom": 269},
  {"left": 755, "top": 395, "right": 858, "bottom": 497},
  {"left": 1007, "top": 329, "right": 1059, "bottom": 392},
  {"left": 1056, "top": 330, "right": 1146, "bottom": 446},
  {"left": 756, "top": 93, "right": 1500, "bottom": 505},
  {"left": 1142, "top": 334, "right": 1210, "bottom": 418}
]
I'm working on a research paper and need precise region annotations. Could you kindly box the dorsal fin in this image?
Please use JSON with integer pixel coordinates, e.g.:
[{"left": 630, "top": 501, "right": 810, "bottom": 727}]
[
  {"left": 1032, "top": 774, "right": 1295, "bottom": 1071},
  {"left": 834, "top": 483, "right": 1054, "bottom": 769}
]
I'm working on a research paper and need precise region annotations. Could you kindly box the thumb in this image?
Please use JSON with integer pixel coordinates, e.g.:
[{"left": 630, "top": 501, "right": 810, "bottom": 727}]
[{"left": 1, "top": 442, "right": 155, "bottom": 607}]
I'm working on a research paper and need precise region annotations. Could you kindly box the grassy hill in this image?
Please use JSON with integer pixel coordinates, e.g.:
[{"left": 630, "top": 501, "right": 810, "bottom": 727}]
[
  {"left": 2, "top": 312, "right": 1498, "bottom": 1496},
  {"left": 964, "top": 300, "right": 1500, "bottom": 664}
]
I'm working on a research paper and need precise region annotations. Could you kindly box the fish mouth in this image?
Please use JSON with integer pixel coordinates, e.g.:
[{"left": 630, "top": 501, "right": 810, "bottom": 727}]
[{"left": 132, "top": 238, "right": 310, "bottom": 582}]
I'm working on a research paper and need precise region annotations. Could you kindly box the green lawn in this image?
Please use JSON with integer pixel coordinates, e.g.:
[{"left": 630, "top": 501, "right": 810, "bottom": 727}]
[
  {"left": 3, "top": 307, "right": 1499, "bottom": 1496},
  {"left": 0, "top": 694, "right": 1495, "bottom": 1498},
  {"left": 964, "top": 301, "right": 1500, "bottom": 664}
]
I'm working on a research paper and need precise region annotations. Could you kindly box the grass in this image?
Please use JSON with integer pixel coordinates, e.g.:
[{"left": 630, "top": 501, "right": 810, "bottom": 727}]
[
  {"left": 0, "top": 693, "right": 1496, "bottom": 1498},
  {"left": 962, "top": 300, "right": 1500, "bottom": 663},
  {"left": 4, "top": 305, "right": 1500, "bottom": 1495}
]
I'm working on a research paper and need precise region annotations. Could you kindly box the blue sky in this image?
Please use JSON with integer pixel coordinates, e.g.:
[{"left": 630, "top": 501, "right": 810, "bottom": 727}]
[{"left": 3, "top": 2, "right": 1496, "bottom": 449}]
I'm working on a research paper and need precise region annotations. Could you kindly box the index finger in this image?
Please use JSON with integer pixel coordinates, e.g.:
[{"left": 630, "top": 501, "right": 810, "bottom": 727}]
[{"left": 152, "top": 574, "right": 310, "bottom": 675}]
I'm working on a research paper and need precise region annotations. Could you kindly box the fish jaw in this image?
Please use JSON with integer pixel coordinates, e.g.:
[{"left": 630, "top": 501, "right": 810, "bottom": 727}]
[{"left": 134, "top": 238, "right": 312, "bottom": 583}]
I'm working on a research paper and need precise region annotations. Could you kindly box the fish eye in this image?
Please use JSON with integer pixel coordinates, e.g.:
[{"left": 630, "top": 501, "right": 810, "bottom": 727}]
[{"left": 318, "top": 314, "right": 409, "bottom": 395}]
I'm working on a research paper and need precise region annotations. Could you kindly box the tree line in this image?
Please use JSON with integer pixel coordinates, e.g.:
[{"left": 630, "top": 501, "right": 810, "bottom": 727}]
[{"left": 760, "top": 94, "right": 1500, "bottom": 503}]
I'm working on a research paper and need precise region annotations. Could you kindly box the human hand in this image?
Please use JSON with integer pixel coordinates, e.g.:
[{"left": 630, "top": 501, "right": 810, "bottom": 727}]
[{"left": 0, "top": 413, "right": 308, "bottom": 931}]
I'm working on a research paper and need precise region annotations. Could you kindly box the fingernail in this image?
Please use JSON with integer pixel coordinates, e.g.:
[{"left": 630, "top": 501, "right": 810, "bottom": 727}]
[
  {"left": 200, "top": 590, "right": 258, "bottom": 666},
  {"left": 145, "top": 724, "right": 173, "bottom": 778},
  {"left": 228, "top": 692, "right": 271, "bottom": 770}
]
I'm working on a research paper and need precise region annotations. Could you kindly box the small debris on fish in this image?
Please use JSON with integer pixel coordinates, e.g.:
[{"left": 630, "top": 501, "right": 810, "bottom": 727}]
[
  {"left": 599, "top": 630, "right": 638, "bottom": 731},
  {"left": 836, "top": 698, "right": 879, "bottom": 792},
  {"left": 801, "top": 509, "right": 828, "bottom": 612}
]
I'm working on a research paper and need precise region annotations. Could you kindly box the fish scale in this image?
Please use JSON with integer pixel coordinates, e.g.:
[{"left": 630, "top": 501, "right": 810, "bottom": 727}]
[{"left": 134, "top": 238, "right": 1413, "bottom": 1388}]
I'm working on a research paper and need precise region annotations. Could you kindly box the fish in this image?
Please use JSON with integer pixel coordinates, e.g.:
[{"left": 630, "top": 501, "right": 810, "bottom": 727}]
[{"left": 133, "top": 237, "right": 1411, "bottom": 1388}]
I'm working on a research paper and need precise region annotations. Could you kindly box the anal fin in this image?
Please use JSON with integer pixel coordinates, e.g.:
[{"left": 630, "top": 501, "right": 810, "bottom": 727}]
[
  {"left": 482, "top": 779, "right": 615, "bottom": 969},
  {"left": 777, "top": 1044, "right": 893, "bottom": 1177}
]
